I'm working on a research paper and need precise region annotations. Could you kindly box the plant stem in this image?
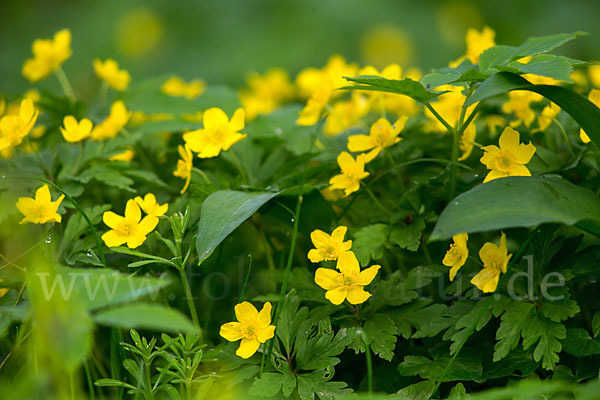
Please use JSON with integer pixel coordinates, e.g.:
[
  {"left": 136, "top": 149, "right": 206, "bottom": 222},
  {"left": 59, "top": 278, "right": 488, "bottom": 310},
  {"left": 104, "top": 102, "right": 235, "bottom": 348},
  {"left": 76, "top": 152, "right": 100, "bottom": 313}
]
[
  {"left": 359, "top": 331, "right": 373, "bottom": 395},
  {"left": 447, "top": 125, "right": 461, "bottom": 202},
  {"left": 55, "top": 67, "right": 76, "bottom": 101},
  {"left": 179, "top": 267, "right": 200, "bottom": 330},
  {"left": 262, "top": 195, "right": 302, "bottom": 376},
  {"left": 431, "top": 227, "right": 538, "bottom": 397},
  {"left": 239, "top": 254, "right": 253, "bottom": 301},
  {"left": 192, "top": 167, "right": 212, "bottom": 185},
  {"left": 228, "top": 149, "right": 247, "bottom": 184},
  {"left": 362, "top": 184, "right": 391, "bottom": 216},
  {"left": 425, "top": 103, "right": 453, "bottom": 132},
  {"left": 84, "top": 361, "right": 95, "bottom": 400},
  {"left": 144, "top": 361, "right": 153, "bottom": 400},
  {"left": 553, "top": 119, "right": 575, "bottom": 157}
]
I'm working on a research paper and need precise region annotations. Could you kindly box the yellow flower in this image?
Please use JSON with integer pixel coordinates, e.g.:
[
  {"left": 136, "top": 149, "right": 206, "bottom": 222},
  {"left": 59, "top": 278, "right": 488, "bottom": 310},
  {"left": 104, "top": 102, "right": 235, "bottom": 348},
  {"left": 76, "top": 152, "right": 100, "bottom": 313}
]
[
  {"left": 219, "top": 301, "right": 275, "bottom": 359},
  {"left": 91, "top": 100, "right": 131, "bottom": 140},
  {"left": 348, "top": 116, "right": 406, "bottom": 161},
  {"left": 471, "top": 233, "right": 512, "bottom": 293},
  {"left": 134, "top": 193, "right": 168, "bottom": 217},
  {"left": 465, "top": 26, "right": 495, "bottom": 64},
  {"left": 173, "top": 144, "right": 193, "bottom": 194},
  {"left": 22, "top": 29, "right": 72, "bottom": 82},
  {"left": 536, "top": 102, "right": 561, "bottom": 132},
  {"left": 314, "top": 251, "right": 380, "bottom": 305},
  {"left": 183, "top": 108, "right": 246, "bottom": 158},
  {"left": 589, "top": 64, "right": 600, "bottom": 89},
  {"left": 580, "top": 89, "right": 600, "bottom": 143},
  {"left": 502, "top": 91, "right": 538, "bottom": 128},
  {"left": 359, "top": 64, "right": 420, "bottom": 117},
  {"left": 329, "top": 152, "right": 369, "bottom": 197},
  {"left": 442, "top": 233, "right": 468, "bottom": 281},
  {"left": 308, "top": 226, "right": 352, "bottom": 263},
  {"left": 240, "top": 68, "right": 295, "bottom": 120},
  {"left": 0, "top": 279, "right": 8, "bottom": 298},
  {"left": 109, "top": 149, "right": 135, "bottom": 162},
  {"left": 0, "top": 98, "right": 39, "bottom": 151},
  {"left": 101, "top": 199, "right": 159, "bottom": 249},
  {"left": 60, "top": 115, "right": 93, "bottom": 143},
  {"left": 323, "top": 93, "right": 369, "bottom": 136},
  {"left": 425, "top": 85, "right": 476, "bottom": 132},
  {"left": 480, "top": 127, "right": 536, "bottom": 183},
  {"left": 458, "top": 123, "right": 476, "bottom": 161},
  {"left": 161, "top": 76, "right": 206, "bottom": 99},
  {"left": 296, "top": 55, "right": 358, "bottom": 126},
  {"left": 16, "top": 184, "right": 64, "bottom": 224},
  {"left": 93, "top": 59, "right": 131, "bottom": 91}
]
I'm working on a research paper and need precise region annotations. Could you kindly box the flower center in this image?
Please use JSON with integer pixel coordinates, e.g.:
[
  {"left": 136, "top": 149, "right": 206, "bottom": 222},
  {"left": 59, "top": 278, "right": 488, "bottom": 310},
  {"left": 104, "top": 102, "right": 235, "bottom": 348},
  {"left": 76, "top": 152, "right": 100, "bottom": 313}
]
[
  {"left": 495, "top": 150, "right": 516, "bottom": 173},
  {"left": 240, "top": 321, "right": 257, "bottom": 338},
  {"left": 324, "top": 246, "right": 336, "bottom": 259},
  {"left": 117, "top": 221, "right": 135, "bottom": 236}
]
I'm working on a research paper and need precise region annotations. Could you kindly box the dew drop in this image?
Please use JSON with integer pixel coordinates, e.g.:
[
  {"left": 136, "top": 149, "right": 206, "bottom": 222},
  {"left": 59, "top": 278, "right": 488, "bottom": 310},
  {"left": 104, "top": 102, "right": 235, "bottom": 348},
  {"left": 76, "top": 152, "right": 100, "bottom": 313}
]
[
  {"left": 86, "top": 249, "right": 93, "bottom": 257},
  {"left": 274, "top": 127, "right": 283, "bottom": 135},
  {"left": 291, "top": 218, "right": 295, "bottom": 223},
  {"left": 44, "top": 235, "right": 52, "bottom": 244},
  {"left": 453, "top": 201, "right": 459, "bottom": 206},
  {"left": 1, "top": 175, "right": 5, "bottom": 179}
]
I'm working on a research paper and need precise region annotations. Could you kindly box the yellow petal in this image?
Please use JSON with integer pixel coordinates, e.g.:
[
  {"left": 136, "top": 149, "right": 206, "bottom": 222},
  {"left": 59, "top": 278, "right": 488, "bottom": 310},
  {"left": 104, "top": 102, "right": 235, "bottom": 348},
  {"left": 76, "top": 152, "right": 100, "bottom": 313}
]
[
  {"left": 138, "top": 216, "right": 159, "bottom": 236},
  {"left": 471, "top": 268, "right": 500, "bottom": 293},
  {"left": 103, "top": 211, "right": 125, "bottom": 230},
  {"left": 256, "top": 325, "right": 276, "bottom": 342},
  {"left": 234, "top": 301, "right": 259, "bottom": 322},
  {"left": 479, "top": 242, "right": 500, "bottom": 266},
  {"left": 102, "top": 230, "right": 128, "bottom": 248},
  {"left": 498, "top": 127, "right": 520, "bottom": 152},
  {"left": 330, "top": 226, "right": 347, "bottom": 243},
  {"left": 325, "top": 287, "right": 347, "bottom": 305},
  {"left": 348, "top": 134, "right": 374, "bottom": 152},
  {"left": 480, "top": 145, "right": 499, "bottom": 169},
  {"left": 126, "top": 234, "right": 147, "bottom": 249},
  {"left": 356, "top": 265, "right": 380, "bottom": 286},
  {"left": 336, "top": 151, "right": 355, "bottom": 171},
  {"left": 220, "top": 322, "right": 244, "bottom": 342},
  {"left": 514, "top": 142, "right": 536, "bottom": 164},
  {"left": 315, "top": 268, "right": 341, "bottom": 291},
  {"left": 257, "top": 302, "right": 272, "bottom": 327},
  {"left": 236, "top": 337, "right": 260, "bottom": 358},
  {"left": 308, "top": 249, "right": 324, "bottom": 263},
  {"left": 336, "top": 251, "right": 360, "bottom": 275},
  {"left": 36, "top": 184, "right": 51, "bottom": 203},
  {"left": 230, "top": 108, "right": 245, "bottom": 132},
  {"left": 580, "top": 129, "right": 591, "bottom": 144},
  {"left": 507, "top": 164, "right": 531, "bottom": 177},
  {"left": 483, "top": 169, "right": 508, "bottom": 183},
  {"left": 203, "top": 108, "right": 229, "bottom": 130},
  {"left": 346, "top": 286, "right": 371, "bottom": 304},
  {"left": 310, "top": 229, "right": 330, "bottom": 248},
  {"left": 125, "top": 199, "right": 141, "bottom": 223}
]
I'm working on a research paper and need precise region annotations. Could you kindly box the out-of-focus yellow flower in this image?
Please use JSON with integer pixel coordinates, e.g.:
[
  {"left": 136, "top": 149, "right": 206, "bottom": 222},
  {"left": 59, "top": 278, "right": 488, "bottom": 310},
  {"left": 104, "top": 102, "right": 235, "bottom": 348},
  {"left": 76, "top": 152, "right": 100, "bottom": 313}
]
[
  {"left": 329, "top": 152, "right": 369, "bottom": 197},
  {"left": 589, "top": 64, "right": 600, "bottom": 89},
  {"left": 240, "top": 68, "right": 295, "bottom": 120},
  {"left": 173, "top": 144, "right": 193, "bottom": 194},
  {"left": 101, "top": 199, "right": 158, "bottom": 249},
  {"left": 308, "top": 226, "right": 352, "bottom": 264},
  {"left": 134, "top": 193, "right": 168, "bottom": 217},
  {"left": 501, "top": 91, "right": 538, "bottom": 128},
  {"left": 182, "top": 110, "right": 203, "bottom": 123},
  {"left": 359, "top": 25, "right": 414, "bottom": 69},
  {"left": 0, "top": 279, "right": 8, "bottom": 298},
  {"left": 219, "top": 302, "right": 275, "bottom": 359},
  {"left": 0, "top": 99, "right": 38, "bottom": 151},
  {"left": 109, "top": 149, "right": 135, "bottom": 162},
  {"left": 323, "top": 93, "right": 369, "bottom": 136},
  {"left": 471, "top": 233, "right": 511, "bottom": 293},
  {"left": 161, "top": 76, "right": 206, "bottom": 99},
  {"left": 462, "top": 26, "right": 495, "bottom": 64},
  {"left": 570, "top": 69, "right": 588, "bottom": 90},
  {"left": 31, "top": 125, "right": 46, "bottom": 139},
  {"left": 94, "top": 59, "right": 131, "bottom": 91},
  {"left": 580, "top": 89, "right": 600, "bottom": 143},
  {"left": 183, "top": 108, "right": 246, "bottom": 158},
  {"left": 315, "top": 251, "right": 380, "bottom": 305},
  {"left": 22, "top": 29, "right": 72, "bottom": 82},
  {"left": 116, "top": 8, "right": 164, "bottom": 58},
  {"left": 296, "top": 55, "right": 358, "bottom": 126},
  {"left": 425, "top": 85, "right": 476, "bottom": 132},
  {"left": 91, "top": 100, "right": 131, "bottom": 140},
  {"left": 536, "top": 102, "right": 561, "bottom": 132},
  {"left": 458, "top": 123, "right": 477, "bottom": 161},
  {"left": 480, "top": 127, "right": 536, "bottom": 183},
  {"left": 442, "top": 233, "right": 468, "bottom": 281},
  {"left": 483, "top": 115, "right": 507, "bottom": 136},
  {"left": 16, "top": 184, "right": 64, "bottom": 224},
  {"left": 348, "top": 116, "right": 406, "bottom": 162},
  {"left": 60, "top": 115, "right": 93, "bottom": 143}
]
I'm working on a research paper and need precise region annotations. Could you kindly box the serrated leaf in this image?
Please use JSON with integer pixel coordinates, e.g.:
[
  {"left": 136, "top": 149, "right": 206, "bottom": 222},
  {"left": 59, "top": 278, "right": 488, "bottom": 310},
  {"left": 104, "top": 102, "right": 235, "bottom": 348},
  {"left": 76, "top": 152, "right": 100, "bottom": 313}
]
[
  {"left": 389, "top": 218, "right": 425, "bottom": 251},
  {"left": 562, "top": 328, "right": 600, "bottom": 357},
  {"left": 430, "top": 176, "right": 600, "bottom": 241},
  {"left": 521, "top": 310, "right": 566, "bottom": 370},
  {"left": 342, "top": 76, "right": 444, "bottom": 103},
  {"left": 398, "top": 354, "right": 482, "bottom": 382},
  {"left": 540, "top": 297, "right": 580, "bottom": 322},
  {"left": 75, "top": 164, "right": 135, "bottom": 192},
  {"left": 394, "top": 380, "right": 436, "bottom": 400},
  {"left": 352, "top": 224, "right": 389, "bottom": 266},
  {"left": 248, "top": 372, "right": 295, "bottom": 398},
  {"left": 295, "top": 323, "right": 353, "bottom": 371},
  {"left": 195, "top": 190, "right": 279, "bottom": 264},
  {"left": 296, "top": 370, "right": 352, "bottom": 400},
  {"left": 494, "top": 301, "right": 535, "bottom": 361},
  {"left": 349, "top": 313, "right": 397, "bottom": 361},
  {"left": 450, "top": 299, "right": 494, "bottom": 355}
]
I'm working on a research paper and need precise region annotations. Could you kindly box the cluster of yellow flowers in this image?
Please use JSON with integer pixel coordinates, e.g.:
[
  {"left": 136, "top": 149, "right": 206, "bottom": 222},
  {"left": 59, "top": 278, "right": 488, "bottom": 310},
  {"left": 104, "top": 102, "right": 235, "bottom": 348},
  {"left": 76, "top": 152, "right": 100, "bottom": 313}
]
[
  {"left": 443, "top": 232, "right": 512, "bottom": 293},
  {"left": 101, "top": 194, "right": 167, "bottom": 249}
]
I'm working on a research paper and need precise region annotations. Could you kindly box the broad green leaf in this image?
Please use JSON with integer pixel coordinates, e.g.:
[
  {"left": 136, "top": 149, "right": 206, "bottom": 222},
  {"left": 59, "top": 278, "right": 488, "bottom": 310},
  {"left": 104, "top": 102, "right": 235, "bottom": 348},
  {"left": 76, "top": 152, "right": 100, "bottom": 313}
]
[
  {"left": 430, "top": 176, "right": 600, "bottom": 241},
  {"left": 195, "top": 190, "right": 279, "bottom": 264},
  {"left": 47, "top": 267, "right": 171, "bottom": 311},
  {"left": 296, "top": 370, "right": 352, "bottom": 400},
  {"left": 506, "top": 54, "right": 573, "bottom": 82},
  {"left": 389, "top": 218, "right": 425, "bottom": 252},
  {"left": 466, "top": 72, "right": 600, "bottom": 147},
  {"left": 342, "top": 76, "right": 444, "bottom": 103},
  {"left": 420, "top": 72, "right": 461, "bottom": 89},
  {"left": 352, "top": 224, "right": 389, "bottom": 266},
  {"left": 593, "top": 312, "right": 600, "bottom": 338},
  {"left": 562, "top": 328, "right": 600, "bottom": 357},
  {"left": 348, "top": 313, "right": 397, "bottom": 361},
  {"left": 248, "top": 372, "right": 296, "bottom": 398},
  {"left": 94, "top": 303, "right": 197, "bottom": 333}
]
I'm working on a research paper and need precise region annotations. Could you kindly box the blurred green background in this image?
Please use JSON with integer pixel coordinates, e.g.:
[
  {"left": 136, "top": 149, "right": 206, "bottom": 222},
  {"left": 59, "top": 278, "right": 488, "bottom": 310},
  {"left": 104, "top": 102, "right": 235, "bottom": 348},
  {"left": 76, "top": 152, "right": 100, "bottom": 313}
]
[{"left": 1, "top": 0, "right": 599, "bottom": 94}]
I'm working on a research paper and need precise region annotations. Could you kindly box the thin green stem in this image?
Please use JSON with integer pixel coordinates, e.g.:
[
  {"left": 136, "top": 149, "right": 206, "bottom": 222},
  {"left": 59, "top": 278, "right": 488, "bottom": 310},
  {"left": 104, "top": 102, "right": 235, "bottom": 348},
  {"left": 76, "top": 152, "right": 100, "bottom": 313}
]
[
  {"left": 84, "top": 361, "right": 95, "bottom": 400},
  {"left": 362, "top": 184, "right": 391, "bottom": 216},
  {"left": 228, "top": 149, "right": 246, "bottom": 184},
  {"left": 192, "top": 167, "right": 212, "bottom": 184},
  {"left": 432, "top": 228, "right": 538, "bottom": 397},
  {"left": 144, "top": 361, "right": 153, "bottom": 400},
  {"left": 262, "top": 195, "right": 303, "bottom": 376},
  {"left": 448, "top": 126, "right": 461, "bottom": 202},
  {"left": 359, "top": 331, "right": 373, "bottom": 395},
  {"left": 425, "top": 103, "right": 454, "bottom": 133},
  {"left": 71, "top": 141, "right": 83, "bottom": 175},
  {"left": 553, "top": 119, "right": 575, "bottom": 157},
  {"left": 179, "top": 267, "right": 200, "bottom": 329},
  {"left": 239, "top": 254, "right": 253, "bottom": 302},
  {"left": 55, "top": 67, "right": 76, "bottom": 101},
  {"left": 26, "top": 137, "right": 54, "bottom": 180}
]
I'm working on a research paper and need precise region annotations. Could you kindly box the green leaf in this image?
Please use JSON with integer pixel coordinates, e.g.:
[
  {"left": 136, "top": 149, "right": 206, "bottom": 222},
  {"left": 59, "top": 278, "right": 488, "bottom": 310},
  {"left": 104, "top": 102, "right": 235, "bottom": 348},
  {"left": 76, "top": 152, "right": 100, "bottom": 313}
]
[
  {"left": 466, "top": 72, "right": 600, "bottom": 148},
  {"left": 94, "top": 379, "right": 136, "bottom": 390},
  {"left": 352, "top": 224, "right": 389, "bottom": 266},
  {"left": 394, "top": 380, "right": 436, "bottom": 400},
  {"left": 58, "top": 204, "right": 110, "bottom": 260},
  {"left": 505, "top": 54, "right": 573, "bottom": 81},
  {"left": 94, "top": 303, "right": 197, "bottom": 333},
  {"left": 450, "top": 299, "right": 494, "bottom": 355},
  {"left": 593, "top": 312, "right": 600, "bottom": 338},
  {"left": 342, "top": 76, "right": 444, "bottom": 103},
  {"left": 494, "top": 301, "right": 535, "bottom": 361},
  {"left": 562, "top": 328, "right": 600, "bottom": 357},
  {"left": 398, "top": 354, "right": 482, "bottom": 382},
  {"left": 75, "top": 164, "right": 135, "bottom": 192},
  {"left": 521, "top": 310, "right": 566, "bottom": 370},
  {"left": 389, "top": 218, "right": 425, "bottom": 251},
  {"left": 430, "top": 176, "right": 600, "bottom": 241},
  {"left": 248, "top": 372, "right": 296, "bottom": 398},
  {"left": 296, "top": 370, "right": 352, "bottom": 400},
  {"left": 420, "top": 72, "right": 461, "bottom": 89},
  {"left": 349, "top": 313, "right": 397, "bottom": 361},
  {"left": 448, "top": 383, "right": 469, "bottom": 400},
  {"left": 195, "top": 190, "right": 279, "bottom": 264},
  {"left": 540, "top": 297, "right": 580, "bottom": 323}
]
